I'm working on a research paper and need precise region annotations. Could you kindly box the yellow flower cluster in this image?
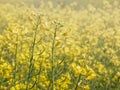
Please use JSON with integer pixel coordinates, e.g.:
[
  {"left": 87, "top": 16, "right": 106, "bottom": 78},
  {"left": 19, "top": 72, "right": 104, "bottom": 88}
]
[{"left": 0, "top": 0, "right": 120, "bottom": 90}]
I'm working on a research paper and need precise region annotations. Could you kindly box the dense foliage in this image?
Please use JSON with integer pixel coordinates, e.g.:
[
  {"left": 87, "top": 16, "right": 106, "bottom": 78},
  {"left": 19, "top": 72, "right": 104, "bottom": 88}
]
[{"left": 0, "top": 0, "right": 120, "bottom": 90}]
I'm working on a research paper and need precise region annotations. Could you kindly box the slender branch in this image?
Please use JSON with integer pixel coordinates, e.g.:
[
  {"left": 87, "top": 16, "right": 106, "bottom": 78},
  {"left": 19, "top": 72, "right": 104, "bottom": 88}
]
[
  {"left": 75, "top": 74, "right": 81, "bottom": 90},
  {"left": 51, "top": 25, "right": 57, "bottom": 90},
  {"left": 51, "top": 21, "right": 63, "bottom": 90},
  {"left": 26, "top": 15, "right": 41, "bottom": 90},
  {"left": 13, "top": 34, "right": 18, "bottom": 89}
]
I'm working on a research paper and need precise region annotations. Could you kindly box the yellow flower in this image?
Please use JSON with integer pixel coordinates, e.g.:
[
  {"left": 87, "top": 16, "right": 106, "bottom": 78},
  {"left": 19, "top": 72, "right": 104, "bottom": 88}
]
[
  {"left": 83, "top": 85, "right": 90, "bottom": 90},
  {"left": 86, "top": 66, "right": 96, "bottom": 80},
  {"left": 80, "top": 68, "right": 87, "bottom": 75}
]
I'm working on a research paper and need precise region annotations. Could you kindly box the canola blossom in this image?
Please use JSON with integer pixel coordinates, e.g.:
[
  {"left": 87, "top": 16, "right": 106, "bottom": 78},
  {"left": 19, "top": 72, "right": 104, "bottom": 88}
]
[{"left": 0, "top": 0, "right": 120, "bottom": 90}]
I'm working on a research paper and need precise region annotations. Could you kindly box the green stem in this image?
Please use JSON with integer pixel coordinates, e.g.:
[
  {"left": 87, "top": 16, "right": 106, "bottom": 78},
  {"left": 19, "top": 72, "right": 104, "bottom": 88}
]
[
  {"left": 13, "top": 34, "right": 18, "bottom": 90},
  {"left": 51, "top": 24, "right": 58, "bottom": 90},
  {"left": 75, "top": 75, "right": 81, "bottom": 90},
  {"left": 26, "top": 15, "right": 41, "bottom": 90}
]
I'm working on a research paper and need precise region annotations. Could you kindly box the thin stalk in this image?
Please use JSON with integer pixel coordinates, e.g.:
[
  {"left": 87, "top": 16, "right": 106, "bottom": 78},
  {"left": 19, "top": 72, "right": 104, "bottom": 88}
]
[
  {"left": 0, "top": 48, "right": 4, "bottom": 89},
  {"left": 51, "top": 25, "right": 57, "bottom": 90},
  {"left": 75, "top": 74, "right": 81, "bottom": 90},
  {"left": 13, "top": 34, "right": 18, "bottom": 89},
  {"left": 26, "top": 16, "right": 41, "bottom": 90}
]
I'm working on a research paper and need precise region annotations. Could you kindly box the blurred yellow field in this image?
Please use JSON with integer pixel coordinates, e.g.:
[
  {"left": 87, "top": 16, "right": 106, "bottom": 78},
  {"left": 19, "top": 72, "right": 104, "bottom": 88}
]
[{"left": 0, "top": 0, "right": 120, "bottom": 90}]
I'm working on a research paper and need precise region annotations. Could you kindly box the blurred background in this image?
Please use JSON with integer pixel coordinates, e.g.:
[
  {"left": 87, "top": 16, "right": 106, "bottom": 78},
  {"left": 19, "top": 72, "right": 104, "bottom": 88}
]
[{"left": 0, "top": 0, "right": 119, "bottom": 9}]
